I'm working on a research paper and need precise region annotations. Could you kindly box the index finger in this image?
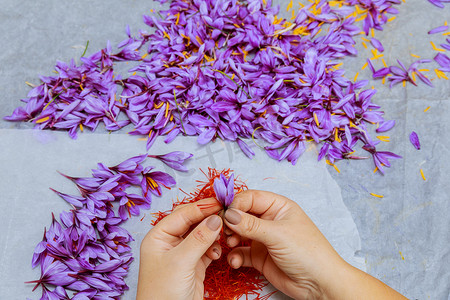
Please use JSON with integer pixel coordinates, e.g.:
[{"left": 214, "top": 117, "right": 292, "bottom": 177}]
[
  {"left": 154, "top": 197, "right": 221, "bottom": 238},
  {"left": 229, "top": 189, "right": 295, "bottom": 221}
]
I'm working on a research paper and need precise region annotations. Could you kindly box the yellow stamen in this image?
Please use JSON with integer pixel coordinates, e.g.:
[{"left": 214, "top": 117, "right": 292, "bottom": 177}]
[
  {"left": 25, "top": 81, "right": 35, "bottom": 87},
  {"left": 333, "top": 164, "right": 340, "bottom": 173},
  {"left": 154, "top": 102, "right": 164, "bottom": 109},
  {"left": 424, "top": 106, "right": 430, "bottom": 112},
  {"left": 36, "top": 116, "right": 50, "bottom": 124},
  {"left": 148, "top": 130, "right": 153, "bottom": 138},
  {"left": 287, "top": 0, "right": 293, "bottom": 11},
  {"left": 377, "top": 135, "right": 390, "bottom": 142},
  {"left": 141, "top": 53, "right": 148, "bottom": 59},
  {"left": 371, "top": 28, "right": 375, "bottom": 37},
  {"left": 333, "top": 62, "right": 343, "bottom": 69},
  {"left": 418, "top": 69, "right": 429, "bottom": 72},
  {"left": 79, "top": 83, "right": 84, "bottom": 91},
  {"left": 79, "top": 123, "right": 84, "bottom": 132},
  {"left": 382, "top": 77, "right": 386, "bottom": 85},
  {"left": 273, "top": 15, "right": 282, "bottom": 25},
  {"left": 163, "top": 31, "right": 171, "bottom": 40},
  {"left": 355, "top": 14, "right": 367, "bottom": 22},
  {"left": 443, "top": 32, "right": 450, "bottom": 36},
  {"left": 420, "top": 169, "right": 426, "bottom": 181},
  {"left": 381, "top": 58, "right": 387, "bottom": 68},
  {"left": 148, "top": 177, "right": 159, "bottom": 189},
  {"left": 373, "top": 167, "right": 378, "bottom": 173},
  {"left": 132, "top": 72, "right": 137, "bottom": 76},
  {"left": 354, "top": 72, "right": 359, "bottom": 82},
  {"left": 175, "top": 13, "right": 180, "bottom": 25},
  {"left": 328, "top": 0, "right": 339, "bottom": 6},
  {"left": 326, "top": 159, "right": 340, "bottom": 173},
  {"left": 313, "top": 112, "right": 320, "bottom": 127},
  {"left": 371, "top": 49, "right": 378, "bottom": 56},
  {"left": 410, "top": 53, "right": 420, "bottom": 58},
  {"left": 231, "top": 74, "right": 235, "bottom": 80},
  {"left": 402, "top": 80, "right": 406, "bottom": 87},
  {"left": 370, "top": 193, "right": 384, "bottom": 198},
  {"left": 335, "top": 128, "right": 341, "bottom": 142},
  {"left": 361, "top": 37, "right": 370, "bottom": 42},
  {"left": 411, "top": 71, "right": 417, "bottom": 82},
  {"left": 388, "top": 16, "right": 396, "bottom": 22},
  {"left": 373, "top": 53, "right": 384, "bottom": 60},
  {"left": 362, "top": 41, "right": 368, "bottom": 49},
  {"left": 164, "top": 102, "right": 170, "bottom": 118},
  {"left": 435, "top": 69, "right": 448, "bottom": 79},
  {"left": 361, "top": 62, "right": 368, "bottom": 70},
  {"left": 430, "top": 41, "right": 445, "bottom": 52}
]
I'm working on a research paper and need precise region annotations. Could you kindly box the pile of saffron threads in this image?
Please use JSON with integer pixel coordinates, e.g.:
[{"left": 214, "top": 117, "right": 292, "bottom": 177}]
[
  {"left": 152, "top": 168, "right": 276, "bottom": 299},
  {"left": 6, "top": 0, "right": 407, "bottom": 173},
  {"left": 28, "top": 152, "right": 191, "bottom": 299}
]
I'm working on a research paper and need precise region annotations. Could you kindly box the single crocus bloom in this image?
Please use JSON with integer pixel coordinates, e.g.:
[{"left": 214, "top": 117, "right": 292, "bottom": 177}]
[
  {"left": 148, "top": 151, "right": 193, "bottom": 172},
  {"left": 213, "top": 173, "right": 235, "bottom": 209}
]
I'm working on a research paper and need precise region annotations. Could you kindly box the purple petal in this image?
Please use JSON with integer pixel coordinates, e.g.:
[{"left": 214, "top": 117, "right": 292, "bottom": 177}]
[
  {"left": 428, "top": 25, "right": 449, "bottom": 34},
  {"left": 370, "top": 38, "right": 384, "bottom": 52},
  {"left": 376, "top": 120, "right": 396, "bottom": 133},
  {"left": 409, "top": 131, "right": 421, "bottom": 150}
]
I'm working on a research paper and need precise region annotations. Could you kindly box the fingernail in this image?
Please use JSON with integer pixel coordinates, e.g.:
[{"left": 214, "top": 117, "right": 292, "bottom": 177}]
[
  {"left": 206, "top": 215, "right": 221, "bottom": 231},
  {"left": 213, "top": 247, "right": 220, "bottom": 258},
  {"left": 230, "top": 258, "right": 237, "bottom": 269},
  {"left": 225, "top": 209, "right": 241, "bottom": 225}
]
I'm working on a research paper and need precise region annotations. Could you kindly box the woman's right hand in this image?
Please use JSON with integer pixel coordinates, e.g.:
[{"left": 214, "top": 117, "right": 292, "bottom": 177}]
[{"left": 223, "top": 190, "right": 407, "bottom": 300}]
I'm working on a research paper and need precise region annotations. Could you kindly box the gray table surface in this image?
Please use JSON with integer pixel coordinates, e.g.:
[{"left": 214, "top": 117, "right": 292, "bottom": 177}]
[{"left": 0, "top": 0, "right": 449, "bottom": 299}]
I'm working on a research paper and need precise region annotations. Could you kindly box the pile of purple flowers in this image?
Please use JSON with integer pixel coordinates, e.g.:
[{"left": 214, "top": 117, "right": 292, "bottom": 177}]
[
  {"left": 6, "top": 0, "right": 403, "bottom": 173},
  {"left": 27, "top": 152, "right": 191, "bottom": 299}
]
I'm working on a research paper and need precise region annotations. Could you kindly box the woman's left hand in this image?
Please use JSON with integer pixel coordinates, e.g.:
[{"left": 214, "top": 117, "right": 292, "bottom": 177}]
[{"left": 137, "top": 198, "right": 223, "bottom": 300}]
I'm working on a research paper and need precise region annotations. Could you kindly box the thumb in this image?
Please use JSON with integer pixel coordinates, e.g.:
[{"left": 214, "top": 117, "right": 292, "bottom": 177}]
[
  {"left": 176, "top": 215, "right": 222, "bottom": 265},
  {"left": 224, "top": 208, "right": 274, "bottom": 245}
]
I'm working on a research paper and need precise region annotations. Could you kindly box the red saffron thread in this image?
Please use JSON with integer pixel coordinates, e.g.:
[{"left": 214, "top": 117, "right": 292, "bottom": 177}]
[{"left": 151, "top": 168, "right": 276, "bottom": 299}]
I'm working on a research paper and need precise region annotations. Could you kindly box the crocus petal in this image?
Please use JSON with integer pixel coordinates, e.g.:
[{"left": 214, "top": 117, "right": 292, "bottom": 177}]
[
  {"left": 409, "top": 131, "right": 421, "bottom": 150},
  {"left": 428, "top": 25, "right": 449, "bottom": 34},
  {"left": 376, "top": 120, "right": 395, "bottom": 133}
]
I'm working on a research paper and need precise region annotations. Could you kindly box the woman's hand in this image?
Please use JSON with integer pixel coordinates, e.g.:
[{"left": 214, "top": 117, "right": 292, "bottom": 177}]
[
  {"left": 137, "top": 198, "right": 223, "bottom": 300},
  {"left": 223, "top": 190, "right": 407, "bottom": 300}
]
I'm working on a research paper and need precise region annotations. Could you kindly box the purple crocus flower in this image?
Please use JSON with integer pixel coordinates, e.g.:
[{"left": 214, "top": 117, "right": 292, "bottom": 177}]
[
  {"left": 213, "top": 173, "right": 235, "bottom": 208},
  {"left": 363, "top": 144, "right": 402, "bottom": 174},
  {"left": 141, "top": 167, "right": 176, "bottom": 199},
  {"left": 148, "top": 151, "right": 193, "bottom": 172},
  {"left": 118, "top": 193, "right": 150, "bottom": 220},
  {"left": 409, "top": 131, "right": 421, "bottom": 150}
]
